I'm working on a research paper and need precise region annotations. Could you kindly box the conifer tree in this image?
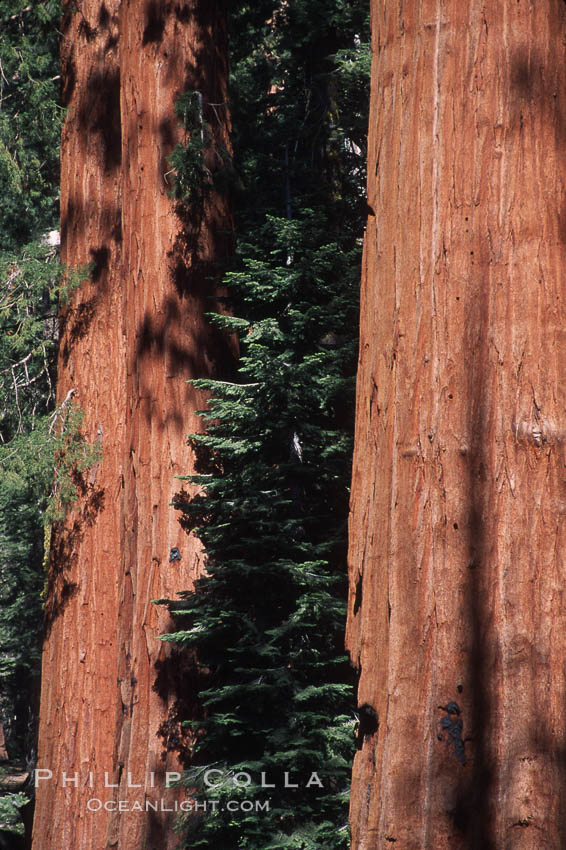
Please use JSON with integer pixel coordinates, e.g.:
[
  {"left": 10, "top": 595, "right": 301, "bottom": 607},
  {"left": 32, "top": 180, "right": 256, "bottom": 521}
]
[
  {"left": 162, "top": 3, "right": 370, "bottom": 847},
  {"left": 0, "top": 2, "right": 63, "bottom": 841},
  {"left": 0, "top": 0, "right": 61, "bottom": 252}
]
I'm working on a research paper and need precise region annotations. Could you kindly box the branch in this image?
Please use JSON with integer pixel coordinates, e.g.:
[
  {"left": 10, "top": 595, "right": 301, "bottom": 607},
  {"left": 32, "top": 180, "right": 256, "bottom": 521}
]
[{"left": 48, "top": 388, "right": 76, "bottom": 434}]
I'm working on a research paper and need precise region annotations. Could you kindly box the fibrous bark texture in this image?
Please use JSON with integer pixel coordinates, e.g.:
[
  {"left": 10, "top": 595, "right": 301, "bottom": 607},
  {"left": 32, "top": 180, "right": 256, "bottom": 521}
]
[
  {"left": 347, "top": 1, "right": 566, "bottom": 848},
  {"left": 32, "top": 3, "right": 231, "bottom": 849}
]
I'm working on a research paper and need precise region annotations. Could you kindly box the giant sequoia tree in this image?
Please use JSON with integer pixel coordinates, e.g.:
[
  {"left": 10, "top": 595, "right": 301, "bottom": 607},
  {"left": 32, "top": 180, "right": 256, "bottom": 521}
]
[
  {"left": 32, "top": 3, "right": 233, "bottom": 849},
  {"left": 347, "top": 1, "right": 566, "bottom": 847}
]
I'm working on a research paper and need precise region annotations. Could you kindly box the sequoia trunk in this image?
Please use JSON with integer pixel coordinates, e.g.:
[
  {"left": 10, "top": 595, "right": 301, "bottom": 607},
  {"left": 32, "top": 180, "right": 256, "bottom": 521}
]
[
  {"left": 32, "top": 3, "right": 231, "bottom": 849},
  {"left": 347, "top": 1, "right": 566, "bottom": 847}
]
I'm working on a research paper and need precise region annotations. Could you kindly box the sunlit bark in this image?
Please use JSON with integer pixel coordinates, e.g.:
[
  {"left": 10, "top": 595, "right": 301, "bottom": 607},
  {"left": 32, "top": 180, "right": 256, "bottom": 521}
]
[{"left": 32, "top": 3, "right": 231, "bottom": 847}]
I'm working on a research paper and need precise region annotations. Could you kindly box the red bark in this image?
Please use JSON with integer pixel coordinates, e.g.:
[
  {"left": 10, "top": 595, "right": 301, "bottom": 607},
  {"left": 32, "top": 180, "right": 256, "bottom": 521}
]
[
  {"left": 347, "top": 1, "right": 566, "bottom": 847},
  {"left": 0, "top": 721, "right": 8, "bottom": 762},
  {"left": 32, "top": 3, "right": 232, "bottom": 848}
]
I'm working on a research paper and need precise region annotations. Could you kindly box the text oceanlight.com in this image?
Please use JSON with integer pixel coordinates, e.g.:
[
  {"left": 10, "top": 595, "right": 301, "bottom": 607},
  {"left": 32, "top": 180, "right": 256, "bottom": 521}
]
[{"left": 86, "top": 799, "right": 271, "bottom": 813}]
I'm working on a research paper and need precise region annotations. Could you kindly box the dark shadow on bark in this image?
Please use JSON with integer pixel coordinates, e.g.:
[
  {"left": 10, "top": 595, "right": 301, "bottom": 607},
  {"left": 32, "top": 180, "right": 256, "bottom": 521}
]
[
  {"left": 174, "top": 0, "right": 228, "bottom": 37},
  {"left": 59, "top": 205, "right": 122, "bottom": 364},
  {"left": 60, "top": 1, "right": 74, "bottom": 36},
  {"left": 98, "top": 2, "right": 110, "bottom": 28},
  {"left": 77, "top": 15, "right": 97, "bottom": 42},
  {"left": 154, "top": 647, "right": 206, "bottom": 767},
  {"left": 146, "top": 809, "right": 176, "bottom": 850},
  {"left": 142, "top": 0, "right": 167, "bottom": 46},
  {"left": 447, "top": 275, "right": 495, "bottom": 848},
  {"left": 59, "top": 256, "right": 110, "bottom": 367},
  {"left": 527, "top": 716, "right": 566, "bottom": 847},
  {"left": 509, "top": 42, "right": 566, "bottom": 150},
  {"left": 60, "top": 200, "right": 121, "bottom": 249},
  {"left": 171, "top": 486, "right": 203, "bottom": 537},
  {"left": 158, "top": 116, "right": 175, "bottom": 152},
  {"left": 60, "top": 50, "right": 76, "bottom": 107},
  {"left": 353, "top": 575, "right": 362, "bottom": 616},
  {"left": 135, "top": 296, "right": 201, "bottom": 376},
  {"left": 77, "top": 68, "right": 121, "bottom": 173},
  {"left": 555, "top": 718, "right": 566, "bottom": 847},
  {"left": 89, "top": 245, "right": 110, "bottom": 282},
  {"left": 355, "top": 703, "right": 378, "bottom": 750},
  {"left": 43, "top": 476, "right": 105, "bottom": 638},
  {"left": 133, "top": 248, "right": 236, "bottom": 428},
  {"left": 178, "top": 0, "right": 231, "bottom": 180},
  {"left": 174, "top": 3, "right": 193, "bottom": 24}
]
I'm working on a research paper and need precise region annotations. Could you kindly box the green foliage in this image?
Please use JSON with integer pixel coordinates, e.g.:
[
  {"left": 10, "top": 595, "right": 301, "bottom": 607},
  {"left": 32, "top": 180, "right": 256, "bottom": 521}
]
[
  {"left": 0, "top": 1, "right": 63, "bottom": 252},
  {"left": 0, "top": 244, "right": 99, "bottom": 772},
  {"left": 168, "top": 89, "right": 235, "bottom": 209},
  {"left": 167, "top": 91, "right": 212, "bottom": 205},
  {"left": 160, "top": 3, "right": 370, "bottom": 847},
  {"left": 0, "top": 395, "right": 100, "bottom": 782},
  {"left": 0, "top": 244, "right": 58, "bottom": 762},
  {"left": 228, "top": 0, "right": 369, "bottom": 235},
  {"left": 0, "top": 244, "right": 59, "bottom": 442},
  {"left": 0, "top": 13, "right": 63, "bottom": 847},
  {"left": 162, "top": 217, "right": 359, "bottom": 849},
  {"left": 0, "top": 2, "right": 64, "bottom": 792},
  {"left": 0, "top": 397, "right": 101, "bottom": 527},
  {"left": 0, "top": 790, "right": 27, "bottom": 836}
]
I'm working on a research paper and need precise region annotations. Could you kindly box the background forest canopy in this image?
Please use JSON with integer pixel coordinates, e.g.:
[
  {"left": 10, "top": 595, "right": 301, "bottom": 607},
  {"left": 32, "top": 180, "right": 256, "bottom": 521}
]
[{"left": 0, "top": 1, "right": 370, "bottom": 847}]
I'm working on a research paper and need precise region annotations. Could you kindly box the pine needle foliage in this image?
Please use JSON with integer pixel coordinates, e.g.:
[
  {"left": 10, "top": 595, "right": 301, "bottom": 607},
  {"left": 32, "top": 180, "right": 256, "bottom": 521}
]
[
  {"left": 0, "top": 789, "right": 27, "bottom": 837},
  {"left": 0, "top": 247, "right": 58, "bottom": 838},
  {"left": 0, "top": 0, "right": 63, "bottom": 252},
  {"left": 0, "top": 244, "right": 96, "bottom": 766},
  {"left": 0, "top": 243, "right": 59, "bottom": 441},
  {"left": 167, "top": 91, "right": 212, "bottom": 206},
  {"left": 160, "top": 2, "right": 370, "bottom": 847},
  {"left": 0, "top": 4, "right": 90, "bottom": 842}
]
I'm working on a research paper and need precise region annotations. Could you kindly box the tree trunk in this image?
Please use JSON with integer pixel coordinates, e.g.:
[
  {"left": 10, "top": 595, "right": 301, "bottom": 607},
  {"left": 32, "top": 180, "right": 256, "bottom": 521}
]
[
  {"left": 32, "top": 3, "right": 232, "bottom": 848},
  {"left": 347, "top": 1, "right": 566, "bottom": 847}
]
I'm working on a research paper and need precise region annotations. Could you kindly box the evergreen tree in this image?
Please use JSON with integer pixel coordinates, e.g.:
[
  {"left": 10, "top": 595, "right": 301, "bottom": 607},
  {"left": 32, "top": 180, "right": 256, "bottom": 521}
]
[
  {"left": 0, "top": 0, "right": 62, "bottom": 252},
  {"left": 0, "top": 3, "right": 68, "bottom": 842},
  {"left": 161, "top": 2, "right": 370, "bottom": 847}
]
